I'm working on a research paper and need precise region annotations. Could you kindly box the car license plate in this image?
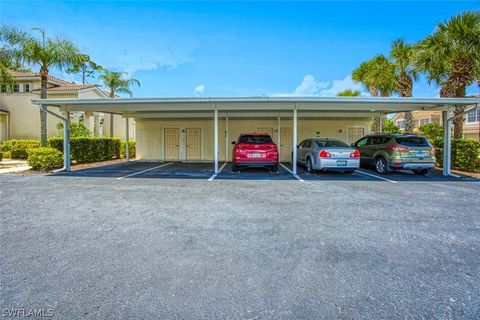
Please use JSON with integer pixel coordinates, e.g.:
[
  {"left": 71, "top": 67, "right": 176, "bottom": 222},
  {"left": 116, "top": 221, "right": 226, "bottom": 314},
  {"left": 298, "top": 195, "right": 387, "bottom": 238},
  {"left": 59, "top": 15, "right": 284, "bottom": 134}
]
[
  {"left": 415, "top": 151, "right": 426, "bottom": 158},
  {"left": 337, "top": 160, "right": 347, "bottom": 166},
  {"left": 249, "top": 153, "right": 262, "bottom": 158}
]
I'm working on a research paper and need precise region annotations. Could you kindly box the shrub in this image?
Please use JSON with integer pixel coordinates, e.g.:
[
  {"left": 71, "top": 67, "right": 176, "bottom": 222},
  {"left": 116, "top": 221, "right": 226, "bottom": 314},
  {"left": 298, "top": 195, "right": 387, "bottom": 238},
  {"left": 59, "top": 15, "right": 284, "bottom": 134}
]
[
  {"left": 48, "top": 137, "right": 121, "bottom": 164},
  {"left": 432, "top": 138, "right": 480, "bottom": 172},
  {"left": 27, "top": 147, "right": 63, "bottom": 171},
  {"left": 56, "top": 121, "right": 91, "bottom": 137},
  {"left": 419, "top": 122, "right": 444, "bottom": 143},
  {"left": 121, "top": 140, "right": 136, "bottom": 158},
  {"left": 0, "top": 151, "right": 3, "bottom": 162},
  {"left": 382, "top": 119, "right": 401, "bottom": 134},
  {"left": 2, "top": 151, "right": 10, "bottom": 159},
  {"left": 0, "top": 140, "right": 41, "bottom": 159}
]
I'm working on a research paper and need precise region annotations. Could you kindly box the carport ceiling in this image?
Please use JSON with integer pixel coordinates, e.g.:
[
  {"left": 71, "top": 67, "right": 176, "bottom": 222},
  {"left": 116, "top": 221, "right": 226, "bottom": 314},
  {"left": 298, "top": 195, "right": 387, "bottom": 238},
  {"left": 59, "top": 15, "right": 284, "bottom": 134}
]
[{"left": 32, "top": 96, "right": 480, "bottom": 117}]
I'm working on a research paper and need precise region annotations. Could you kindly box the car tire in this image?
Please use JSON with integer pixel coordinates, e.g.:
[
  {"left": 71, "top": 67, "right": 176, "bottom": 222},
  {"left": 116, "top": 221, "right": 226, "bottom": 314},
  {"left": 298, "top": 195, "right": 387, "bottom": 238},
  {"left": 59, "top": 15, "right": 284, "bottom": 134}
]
[
  {"left": 344, "top": 169, "right": 355, "bottom": 174},
  {"left": 413, "top": 169, "right": 429, "bottom": 175},
  {"left": 375, "top": 157, "right": 388, "bottom": 175},
  {"left": 270, "top": 165, "right": 279, "bottom": 173},
  {"left": 232, "top": 165, "right": 240, "bottom": 172},
  {"left": 306, "top": 157, "right": 313, "bottom": 173}
]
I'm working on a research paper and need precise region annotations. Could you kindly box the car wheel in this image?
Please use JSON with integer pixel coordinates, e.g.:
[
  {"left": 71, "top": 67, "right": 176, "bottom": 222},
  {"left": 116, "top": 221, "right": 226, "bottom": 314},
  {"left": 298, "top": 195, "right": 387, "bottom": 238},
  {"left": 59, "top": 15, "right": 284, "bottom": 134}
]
[
  {"left": 344, "top": 169, "right": 355, "bottom": 174},
  {"left": 270, "top": 165, "right": 279, "bottom": 173},
  {"left": 375, "top": 157, "right": 388, "bottom": 175},
  {"left": 232, "top": 165, "right": 240, "bottom": 172},
  {"left": 306, "top": 157, "right": 313, "bottom": 173},
  {"left": 413, "top": 169, "right": 429, "bottom": 175}
]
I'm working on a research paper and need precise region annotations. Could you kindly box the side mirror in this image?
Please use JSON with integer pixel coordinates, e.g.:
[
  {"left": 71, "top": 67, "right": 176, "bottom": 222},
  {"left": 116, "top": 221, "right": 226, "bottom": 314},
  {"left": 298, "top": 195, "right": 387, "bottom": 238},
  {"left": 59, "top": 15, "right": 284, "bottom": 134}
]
[
  {"left": 231, "top": 141, "right": 236, "bottom": 145},
  {"left": 296, "top": 145, "right": 300, "bottom": 149}
]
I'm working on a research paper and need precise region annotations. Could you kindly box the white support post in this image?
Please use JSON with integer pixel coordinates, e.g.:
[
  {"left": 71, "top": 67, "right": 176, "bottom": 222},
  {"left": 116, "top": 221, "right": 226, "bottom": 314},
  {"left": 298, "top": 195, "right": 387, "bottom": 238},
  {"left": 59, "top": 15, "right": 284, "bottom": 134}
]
[
  {"left": 277, "top": 114, "right": 281, "bottom": 149},
  {"left": 64, "top": 110, "right": 71, "bottom": 171},
  {"left": 225, "top": 115, "right": 229, "bottom": 162},
  {"left": 292, "top": 106, "right": 298, "bottom": 175},
  {"left": 214, "top": 107, "right": 219, "bottom": 174},
  {"left": 443, "top": 109, "right": 452, "bottom": 176},
  {"left": 379, "top": 116, "right": 384, "bottom": 133},
  {"left": 125, "top": 114, "right": 130, "bottom": 161}
]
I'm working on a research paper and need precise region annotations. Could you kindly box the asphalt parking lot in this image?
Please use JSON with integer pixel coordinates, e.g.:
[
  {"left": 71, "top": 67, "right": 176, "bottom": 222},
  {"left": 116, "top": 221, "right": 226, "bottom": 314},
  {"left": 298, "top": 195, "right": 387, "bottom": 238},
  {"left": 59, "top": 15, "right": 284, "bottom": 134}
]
[
  {"left": 53, "top": 160, "right": 478, "bottom": 183},
  {"left": 1, "top": 164, "right": 479, "bottom": 319}
]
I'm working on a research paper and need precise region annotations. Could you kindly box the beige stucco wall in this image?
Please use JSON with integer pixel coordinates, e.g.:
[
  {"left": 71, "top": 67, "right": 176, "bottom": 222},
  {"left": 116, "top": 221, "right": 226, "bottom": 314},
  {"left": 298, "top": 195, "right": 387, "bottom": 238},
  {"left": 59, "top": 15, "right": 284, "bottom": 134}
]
[
  {"left": 103, "top": 114, "right": 136, "bottom": 140},
  {"left": 136, "top": 117, "right": 371, "bottom": 161},
  {"left": 0, "top": 85, "right": 137, "bottom": 141},
  {"left": 0, "top": 114, "right": 8, "bottom": 141},
  {"left": 0, "top": 92, "right": 72, "bottom": 140}
]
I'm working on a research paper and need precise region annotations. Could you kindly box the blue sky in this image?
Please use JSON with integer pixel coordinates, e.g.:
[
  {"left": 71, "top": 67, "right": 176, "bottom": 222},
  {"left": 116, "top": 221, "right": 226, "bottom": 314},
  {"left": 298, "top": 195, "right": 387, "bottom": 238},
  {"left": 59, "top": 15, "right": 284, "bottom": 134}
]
[{"left": 1, "top": 1, "right": 479, "bottom": 97}]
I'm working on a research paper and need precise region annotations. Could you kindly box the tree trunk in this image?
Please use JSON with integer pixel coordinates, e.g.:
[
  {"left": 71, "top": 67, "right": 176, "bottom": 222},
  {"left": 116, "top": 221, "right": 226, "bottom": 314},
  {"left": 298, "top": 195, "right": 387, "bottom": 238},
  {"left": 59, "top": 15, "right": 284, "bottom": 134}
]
[
  {"left": 109, "top": 90, "right": 115, "bottom": 137},
  {"left": 40, "top": 67, "right": 48, "bottom": 146},
  {"left": 397, "top": 76, "right": 414, "bottom": 133},
  {"left": 453, "top": 85, "right": 466, "bottom": 139}
]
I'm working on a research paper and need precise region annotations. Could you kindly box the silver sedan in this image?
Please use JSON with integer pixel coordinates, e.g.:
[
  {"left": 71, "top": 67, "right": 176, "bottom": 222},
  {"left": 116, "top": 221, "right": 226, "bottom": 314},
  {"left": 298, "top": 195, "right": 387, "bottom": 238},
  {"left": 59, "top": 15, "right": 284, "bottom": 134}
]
[{"left": 295, "top": 138, "right": 360, "bottom": 173}]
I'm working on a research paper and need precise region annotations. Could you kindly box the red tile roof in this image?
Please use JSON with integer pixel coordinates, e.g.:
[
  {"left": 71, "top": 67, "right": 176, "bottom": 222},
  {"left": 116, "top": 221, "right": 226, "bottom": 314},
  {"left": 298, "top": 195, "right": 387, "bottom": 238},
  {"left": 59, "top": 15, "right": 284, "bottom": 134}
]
[{"left": 8, "top": 69, "right": 98, "bottom": 91}]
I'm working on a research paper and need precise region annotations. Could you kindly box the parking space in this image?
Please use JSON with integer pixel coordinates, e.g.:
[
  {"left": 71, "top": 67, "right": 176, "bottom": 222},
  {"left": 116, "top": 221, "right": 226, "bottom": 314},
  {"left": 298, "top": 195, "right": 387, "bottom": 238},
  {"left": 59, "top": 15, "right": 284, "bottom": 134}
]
[
  {"left": 215, "top": 162, "right": 296, "bottom": 180},
  {"left": 53, "top": 161, "right": 215, "bottom": 180},
  {"left": 52, "top": 160, "right": 478, "bottom": 183}
]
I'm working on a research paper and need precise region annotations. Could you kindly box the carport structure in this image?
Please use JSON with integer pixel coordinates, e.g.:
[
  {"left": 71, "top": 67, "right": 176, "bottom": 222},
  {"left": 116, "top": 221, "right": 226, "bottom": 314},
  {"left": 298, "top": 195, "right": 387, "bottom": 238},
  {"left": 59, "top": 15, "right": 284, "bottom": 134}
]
[{"left": 33, "top": 97, "right": 479, "bottom": 177}]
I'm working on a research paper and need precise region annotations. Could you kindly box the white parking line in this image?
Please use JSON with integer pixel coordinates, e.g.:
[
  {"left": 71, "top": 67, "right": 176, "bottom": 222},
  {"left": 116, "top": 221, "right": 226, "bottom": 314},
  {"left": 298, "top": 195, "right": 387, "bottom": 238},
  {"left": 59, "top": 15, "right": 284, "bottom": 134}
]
[
  {"left": 208, "top": 163, "right": 227, "bottom": 181},
  {"left": 279, "top": 163, "right": 304, "bottom": 182},
  {"left": 355, "top": 170, "right": 398, "bottom": 184},
  {"left": 116, "top": 162, "right": 173, "bottom": 180}
]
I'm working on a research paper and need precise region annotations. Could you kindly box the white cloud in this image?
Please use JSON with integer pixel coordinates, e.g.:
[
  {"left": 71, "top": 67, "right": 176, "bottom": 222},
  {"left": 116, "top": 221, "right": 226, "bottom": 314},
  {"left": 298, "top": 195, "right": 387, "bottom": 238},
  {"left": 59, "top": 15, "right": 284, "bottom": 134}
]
[
  {"left": 193, "top": 84, "right": 205, "bottom": 94},
  {"left": 273, "top": 74, "right": 365, "bottom": 97},
  {"left": 318, "top": 75, "right": 365, "bottom": 96},
  {"left": 273, "top": 75, "right": 329, "bottom": 97}
]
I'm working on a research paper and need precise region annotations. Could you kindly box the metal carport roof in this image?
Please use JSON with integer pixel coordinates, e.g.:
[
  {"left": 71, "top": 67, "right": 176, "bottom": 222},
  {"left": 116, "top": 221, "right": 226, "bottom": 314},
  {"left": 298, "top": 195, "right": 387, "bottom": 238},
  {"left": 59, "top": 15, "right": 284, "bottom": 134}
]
[{"left": 31, "top": 96, "right": 480, "bottom": 177}]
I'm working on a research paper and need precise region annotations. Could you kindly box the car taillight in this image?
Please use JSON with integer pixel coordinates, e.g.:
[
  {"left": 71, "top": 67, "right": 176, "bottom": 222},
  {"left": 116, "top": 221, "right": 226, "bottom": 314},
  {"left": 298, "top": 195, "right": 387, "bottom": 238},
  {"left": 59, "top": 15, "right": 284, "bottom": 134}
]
[
  {"left": 386, "top": 145, "right": 409, "bottom": 151},
  {"left": 319, "top": 150, "right": 332, "bottom": 158},
  {"left": 350, "top": 150, "right": 360, "bottom": 158}
]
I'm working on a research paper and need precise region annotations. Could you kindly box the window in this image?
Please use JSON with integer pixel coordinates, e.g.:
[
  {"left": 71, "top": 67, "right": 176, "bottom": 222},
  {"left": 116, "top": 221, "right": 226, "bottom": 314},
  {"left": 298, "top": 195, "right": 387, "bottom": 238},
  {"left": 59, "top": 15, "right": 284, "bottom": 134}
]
[
  {"left": 24, "top": 84, "right": 30, "bottom": 92},
  {"left": 467, "top": 109, "right": 480, "bottom": 124},
  {"left": 13, "top": 84, "right": 20, "bottom": 93},
  {"left": 419, "top": 118, "right": 430, "bottom": 125},
  {"left": 396, "top": 120, "right": 405, "bottom": 129},
  {"left": 355, "top": 137, "right": 368, "bottom": 147},
  {"left": 315, "top": 139, "right": 348, "bottom": 148},
  {"left": 368, "top": 136, "right": 390, "bottom": 145},
  {"left": 238, "top": 135, "right": 272, "bottom": 144},
  {"left": 395, "top": 137, "right": 429, "bottom": 147},
  {"left": 303, "top": 140, "right": 312, "bottom": 148}
]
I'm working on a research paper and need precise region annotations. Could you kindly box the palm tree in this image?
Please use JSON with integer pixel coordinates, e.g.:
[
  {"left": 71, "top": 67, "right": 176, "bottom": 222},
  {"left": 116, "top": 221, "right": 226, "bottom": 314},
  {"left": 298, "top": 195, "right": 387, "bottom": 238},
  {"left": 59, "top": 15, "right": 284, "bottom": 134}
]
[
  {"left": 0, "top": 26, "right": 87, "bottom": 145},
  {"left": 352, "top": 55, "right": 397, "bottom": 131},
  {"left": 336, "top": 89, "right": 361, "bottom": 97},
  {"left": 99, "top": 70, "right": 140, "bottom": 137},
  {"left": 416, "top": 11, "right": 480, "bottom": 138},
  {"left": 390, "top": 39, "right": 419, "bottom": 133}
]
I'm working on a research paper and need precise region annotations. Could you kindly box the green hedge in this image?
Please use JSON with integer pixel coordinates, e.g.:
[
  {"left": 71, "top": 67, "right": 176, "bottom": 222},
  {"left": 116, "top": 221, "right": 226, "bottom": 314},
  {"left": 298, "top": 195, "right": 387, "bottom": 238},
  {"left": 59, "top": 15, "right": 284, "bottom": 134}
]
[
  {"left": 0, "top": 151, "right": 3, "bottom": 162},
  {"left": 0, "top": 140, "right": 41, "bottom": 159},
  {"left": 121, "top": 140, "right": 136, "bottom": 158},
  {"left": 27, "top": 147, "right": 63, "bottom": 171},
  {"left": 433, "top": 138, "right": 480, "bottom": 172},
  {"left": 48, "top": 137, "right": 121, "bottom": 164}
]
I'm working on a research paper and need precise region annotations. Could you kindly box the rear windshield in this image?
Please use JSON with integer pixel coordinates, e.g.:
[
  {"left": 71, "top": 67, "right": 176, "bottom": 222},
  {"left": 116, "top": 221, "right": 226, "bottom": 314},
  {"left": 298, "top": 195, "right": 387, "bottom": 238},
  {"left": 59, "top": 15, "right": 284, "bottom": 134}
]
[
  {"left": 315, "top": 140, "right": 349, "bottom": 148},
  {"left": 238, "top": 135, "right": 273, "bottom": 144},
  {"left": 395, "top": 136, "right": 429, "bottom": 147}
]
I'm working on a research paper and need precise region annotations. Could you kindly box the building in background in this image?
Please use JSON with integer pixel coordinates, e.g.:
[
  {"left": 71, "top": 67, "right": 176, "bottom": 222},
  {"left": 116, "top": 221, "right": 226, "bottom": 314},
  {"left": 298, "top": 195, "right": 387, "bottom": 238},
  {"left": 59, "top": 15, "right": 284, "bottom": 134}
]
[
  {"left": 0, "top": 70, "right": 135, "bottom": 142},
  {"left": 392, "top": 108, "right": 480, "bottom": 140}
]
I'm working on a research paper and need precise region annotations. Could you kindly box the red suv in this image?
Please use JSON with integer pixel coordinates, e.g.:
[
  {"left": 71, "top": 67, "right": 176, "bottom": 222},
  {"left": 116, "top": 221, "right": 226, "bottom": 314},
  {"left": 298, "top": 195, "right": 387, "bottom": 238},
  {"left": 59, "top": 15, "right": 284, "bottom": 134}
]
[{"left": 232, "top": 134, "right": 279, "bottom": 172}]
